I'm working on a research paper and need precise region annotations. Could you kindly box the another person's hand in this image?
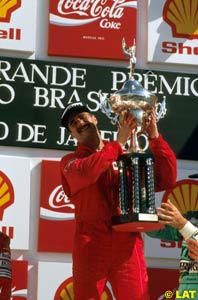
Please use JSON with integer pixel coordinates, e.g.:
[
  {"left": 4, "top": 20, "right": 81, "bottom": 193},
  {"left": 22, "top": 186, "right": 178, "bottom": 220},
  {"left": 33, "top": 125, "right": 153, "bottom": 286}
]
[
  {"left": 157, "top": 199, "right": 187, "bottom": 230},
  {"left": 117, "top": 112, "right": 138, "bottom": 147},
  {"left": 146, "top": 109, "right": 159, "bottom": 139},
  {"left": 187, "top": 239, "right": 198, "bottom": 261}
]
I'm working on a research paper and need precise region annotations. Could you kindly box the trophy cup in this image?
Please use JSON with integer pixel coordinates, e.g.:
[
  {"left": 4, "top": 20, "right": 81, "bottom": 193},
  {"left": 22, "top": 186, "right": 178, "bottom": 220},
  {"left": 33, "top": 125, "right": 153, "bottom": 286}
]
[{"left": 99, "top": 39, "right": 167, "bottom": 232}]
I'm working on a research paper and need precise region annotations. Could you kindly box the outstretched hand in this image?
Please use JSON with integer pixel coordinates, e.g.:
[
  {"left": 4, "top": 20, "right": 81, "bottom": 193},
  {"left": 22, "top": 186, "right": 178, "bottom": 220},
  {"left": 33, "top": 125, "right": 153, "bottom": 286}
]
[
  {"left": 157, "top": 199, "right": 187, "bottom": 230},
  {"left": 187, "top": 239, "right": 198, "bottom": 261}
]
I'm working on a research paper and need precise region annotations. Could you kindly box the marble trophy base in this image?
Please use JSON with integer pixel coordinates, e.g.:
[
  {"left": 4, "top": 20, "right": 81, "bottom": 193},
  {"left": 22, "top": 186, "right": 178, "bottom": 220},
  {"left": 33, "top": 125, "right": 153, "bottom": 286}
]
[{"left": 112, "top": 213, "right": 163, "bottom": 232}]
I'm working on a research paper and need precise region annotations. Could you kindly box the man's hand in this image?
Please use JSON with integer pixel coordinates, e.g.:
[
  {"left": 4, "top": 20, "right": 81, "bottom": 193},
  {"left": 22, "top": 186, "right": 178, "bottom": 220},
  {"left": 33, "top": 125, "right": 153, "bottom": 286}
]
[
  {"left": 117, "top": 112, "right": 138, "bottom": 147},
  {"left": 187, "top": 239, "right": 198, "bottom": 261},
  {"left": 146, "top": 109, "right": 159, "bottom": 139},
  {"left": 157, "top": 199, "right": 187, "bottom": 230}
]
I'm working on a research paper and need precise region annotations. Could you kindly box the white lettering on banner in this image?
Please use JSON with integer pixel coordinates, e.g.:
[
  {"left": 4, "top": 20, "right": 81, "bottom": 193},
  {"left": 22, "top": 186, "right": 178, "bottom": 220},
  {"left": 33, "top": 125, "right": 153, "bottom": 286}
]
[
  {"left": 111, "top": 71, "right": 128, "bottom": 90},
  {"left": 0, "top": 59, "right": 197, "bottom": 98},
  {"left": 100, "top": 19, "right": 121, "bottom": 29},
  {"left": 50, "top": 0, "right": 137, "bottom": 28},
  {"left": 16, "top": 124, "right": 47, "bottom": 143},
  {"left": 143, "top": 73, "right": 158, "bottom": 94},
  {"left": 158, "top": 76, "right": 184, "bottom": 96},
  {"left": 87, "top": 91, "right": 101, "bottom": 111},
  {"left": 49, "top": 185, "right": 74, "bottom": 209},
  {"left": 12, "top": 62, "right": 31, "bottom": 82},
  {"left": 70, "top": 68, "right": 86, "bottom": 87},
  {"left": 0, "top": 61, "right": 87, "bottom": 87},
  {"left": 50, "top": 66, "right": 86, "bottom": 86},
  {"left": 58, "top": 0, "right": 124, "bottom": 18},
  {"left": 100, "top": 130, "right": 118, "bottom": 141},
  {"left": 158, "top": 76, "right": 198, "bottom": 97},
  {"left": 34, "top": 88, "right": 82, "bottom": 108},
  {"left": 0, "top": 61, "right": 12, "bottom": 81},
  {"left": 111, "top": 71, "right": 198, "bottom": 96},
  {"left": 0, "top": 122, "right": 9, "bottom": 140},
  {"left": 0, "top": 84, "right": 15, "bottom": 104},
  {"left": 33, "top": 88, "right": 106, "bottom": 111},
  {"left": 51, "top": 66, "right": 71, "bottom": 86},
  {"left": 34, "top": 87, "right": 66, "bottom": 108},
  {"left": 56, "top": 127, "right": 78, "bottom": 146},
  {"left": 66, "top": 89, "right": 82, "bottom": 104}
]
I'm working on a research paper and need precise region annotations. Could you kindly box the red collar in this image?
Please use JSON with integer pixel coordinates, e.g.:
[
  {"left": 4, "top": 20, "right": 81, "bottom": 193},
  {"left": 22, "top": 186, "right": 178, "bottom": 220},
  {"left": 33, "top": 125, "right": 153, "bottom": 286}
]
[{"left": 76, "top": 140, "right": 109, "bottom": 155}]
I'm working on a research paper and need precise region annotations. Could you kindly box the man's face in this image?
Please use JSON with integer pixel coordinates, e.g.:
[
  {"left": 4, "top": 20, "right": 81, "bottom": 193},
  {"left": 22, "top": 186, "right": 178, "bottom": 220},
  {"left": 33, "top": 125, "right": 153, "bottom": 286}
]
[{"left": 68, "top": 112, "right": 98, "bottom": 142}]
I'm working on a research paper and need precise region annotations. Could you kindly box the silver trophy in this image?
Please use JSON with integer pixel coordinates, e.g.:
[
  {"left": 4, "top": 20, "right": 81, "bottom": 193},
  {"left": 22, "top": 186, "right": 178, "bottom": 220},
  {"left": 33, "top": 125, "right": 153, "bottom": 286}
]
[{"left": 100, "top": 39, "right": 166, "bottom": 232}]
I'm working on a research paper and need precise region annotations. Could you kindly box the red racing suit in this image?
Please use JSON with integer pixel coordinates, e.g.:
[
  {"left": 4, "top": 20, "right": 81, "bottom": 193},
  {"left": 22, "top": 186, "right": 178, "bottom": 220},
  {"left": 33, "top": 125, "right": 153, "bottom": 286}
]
[{"left": 60, "top": 134, "right": 177, "bottom": 300}]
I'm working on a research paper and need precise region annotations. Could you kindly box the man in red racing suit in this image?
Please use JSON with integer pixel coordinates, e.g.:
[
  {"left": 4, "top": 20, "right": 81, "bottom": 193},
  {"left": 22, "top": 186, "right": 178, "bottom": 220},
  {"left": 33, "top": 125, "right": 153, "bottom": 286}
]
[{"left": 60, "top": 102, "right": 177, "bottom": 300}]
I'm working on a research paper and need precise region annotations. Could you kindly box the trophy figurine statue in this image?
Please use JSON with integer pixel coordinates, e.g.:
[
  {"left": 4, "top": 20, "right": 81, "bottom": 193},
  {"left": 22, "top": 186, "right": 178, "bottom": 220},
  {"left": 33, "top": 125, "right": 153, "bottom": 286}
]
[{"left": 99, "top": 38, "right": 167, "bottom": 232}]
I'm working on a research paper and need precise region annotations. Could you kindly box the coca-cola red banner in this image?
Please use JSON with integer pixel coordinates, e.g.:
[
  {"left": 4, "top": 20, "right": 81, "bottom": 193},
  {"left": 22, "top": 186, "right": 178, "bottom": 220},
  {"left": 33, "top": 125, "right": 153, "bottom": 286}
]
[
  {"left": 48, "top": 0, "right": 137, "bottom": 60},
  {"left": 38, "top": 160, "right": 75, "bottom": 253}
]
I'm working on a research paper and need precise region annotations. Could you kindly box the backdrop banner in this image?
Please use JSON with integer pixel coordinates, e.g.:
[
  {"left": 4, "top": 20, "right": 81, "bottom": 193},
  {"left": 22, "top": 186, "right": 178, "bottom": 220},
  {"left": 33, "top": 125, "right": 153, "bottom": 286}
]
[{"left": 0, "top": 57, "right": 197, "bottom": 160}]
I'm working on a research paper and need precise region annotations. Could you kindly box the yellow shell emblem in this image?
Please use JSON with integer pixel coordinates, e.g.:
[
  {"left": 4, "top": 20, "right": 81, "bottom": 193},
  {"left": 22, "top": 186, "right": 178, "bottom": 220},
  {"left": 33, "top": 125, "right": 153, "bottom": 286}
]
[
  {"left": 0, "top": 171, "right": 14, "bottom": 220},
  {"left": 163, "top": 0, "right": 198, "bottom": 39},
  {"left": 54, "top": 277, "right": 114, "bottom": 300},
  {"left": 162, "top": 179, "right": 198, "bottom": 215},
  {"left": 0, "top": 0, "right": 21, "bottom": 22}
]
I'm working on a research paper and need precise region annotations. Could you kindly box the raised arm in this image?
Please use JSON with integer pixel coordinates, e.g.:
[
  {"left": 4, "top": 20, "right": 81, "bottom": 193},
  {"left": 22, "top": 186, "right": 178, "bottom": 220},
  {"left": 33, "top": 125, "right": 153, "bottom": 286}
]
[{"left": 147, "top": 110, "right": 177, "bottom": 191}]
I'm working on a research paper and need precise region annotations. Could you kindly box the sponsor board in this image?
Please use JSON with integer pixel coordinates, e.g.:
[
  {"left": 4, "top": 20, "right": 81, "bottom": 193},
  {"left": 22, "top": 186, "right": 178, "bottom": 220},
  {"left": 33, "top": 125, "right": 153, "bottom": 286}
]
[
  {"left": 48, "top": 0, "right": 137, "bottom": 60},
  {"left": 38, "top": 160, "right": 75, "bottom": 253},
  {"left": 37, "top": 261, "right": 115, "bottom": 300},
  {"left": 145, "top": 165, "right": 198, "bottom": 259},
  {"left": 148, "top": 0, "right": 198, "bottom": 65},
  {"left": 0, "top": 0, "right": 36, "bottom": 52},
  {"left": 0, "top": 156, "right": 30, "bottom": 250},
  {"left": 38, "top": 263, "right": 179, "bottom": 300}
]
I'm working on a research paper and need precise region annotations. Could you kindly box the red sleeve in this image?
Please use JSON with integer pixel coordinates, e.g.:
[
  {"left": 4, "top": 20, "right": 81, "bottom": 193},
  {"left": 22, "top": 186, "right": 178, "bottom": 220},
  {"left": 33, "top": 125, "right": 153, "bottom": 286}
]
[
  {"left": 60, "top": 141, "right": 122, "bottom": 197},
  {"left": 149, "top": 134, "right": 177, "bottom": 192}
]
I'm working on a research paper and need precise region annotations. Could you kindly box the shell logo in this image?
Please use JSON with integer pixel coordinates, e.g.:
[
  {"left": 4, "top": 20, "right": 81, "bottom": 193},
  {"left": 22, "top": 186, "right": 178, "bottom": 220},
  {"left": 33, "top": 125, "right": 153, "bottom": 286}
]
[
  {"left": 0, "top": 0, "right": 21, "bottom": 23},
  {"left": 54, "top": 277, "right": 114, "bottom": 300},
  {"left": 163, "top": 0, "right": 198, "bottom": 39},
  {"left": 162, "top": 179, "right": 198, "bottom": 215},
  {"left": 0, "top": 171, "right": 14, "bottom": 220}
]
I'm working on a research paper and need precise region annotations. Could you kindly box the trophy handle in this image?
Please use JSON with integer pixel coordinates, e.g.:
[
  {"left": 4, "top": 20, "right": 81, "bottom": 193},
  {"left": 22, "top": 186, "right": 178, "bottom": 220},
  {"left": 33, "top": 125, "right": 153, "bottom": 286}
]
[
  {"left": 129, "top": 127, "right": 149, "bottom": 153},
  {"left": 155, "top": 96, "right": 167, "bottom": 122},
  {"left": 137, "top": 133, "right": 149, "bottom": 152},
  {"left": 99, "top": 90, "right": 118, "bottom": 125}
]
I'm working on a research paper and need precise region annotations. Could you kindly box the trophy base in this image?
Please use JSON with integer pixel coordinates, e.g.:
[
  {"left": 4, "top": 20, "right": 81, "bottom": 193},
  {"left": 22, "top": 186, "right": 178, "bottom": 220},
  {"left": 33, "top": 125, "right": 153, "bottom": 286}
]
[{"left": 112, "top": 213, "right": 163, "bottom": 232}]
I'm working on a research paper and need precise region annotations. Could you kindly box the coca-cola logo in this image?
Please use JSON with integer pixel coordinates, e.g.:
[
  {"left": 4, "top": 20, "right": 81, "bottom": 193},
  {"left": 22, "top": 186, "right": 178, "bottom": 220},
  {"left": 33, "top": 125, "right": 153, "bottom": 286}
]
[
  {"left": 40, "top": 185, "right": 75, "bottom": 221},
  {"left": 50, "top": 0, "right": 137, "bottom": 29},
  {"left": 49, "top": 185, "right": 74, "bottom": 210}
]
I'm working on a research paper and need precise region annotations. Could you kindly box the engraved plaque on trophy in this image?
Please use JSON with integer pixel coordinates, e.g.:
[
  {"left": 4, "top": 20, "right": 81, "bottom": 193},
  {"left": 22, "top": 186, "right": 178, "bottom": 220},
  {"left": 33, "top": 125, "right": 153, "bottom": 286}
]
[{"left": 100, "top": 39, "right": 167, "bottom": 232}]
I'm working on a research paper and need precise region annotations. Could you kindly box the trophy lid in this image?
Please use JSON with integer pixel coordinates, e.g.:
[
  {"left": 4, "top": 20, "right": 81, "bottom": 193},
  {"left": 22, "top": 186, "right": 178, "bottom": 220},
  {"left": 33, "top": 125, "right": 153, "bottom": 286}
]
[
  {"left": 110, "top": 39, "right": 158, "bottom": 112},
  {"left": 114, "top": 79, "right": 157, "bottom": 109}
]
